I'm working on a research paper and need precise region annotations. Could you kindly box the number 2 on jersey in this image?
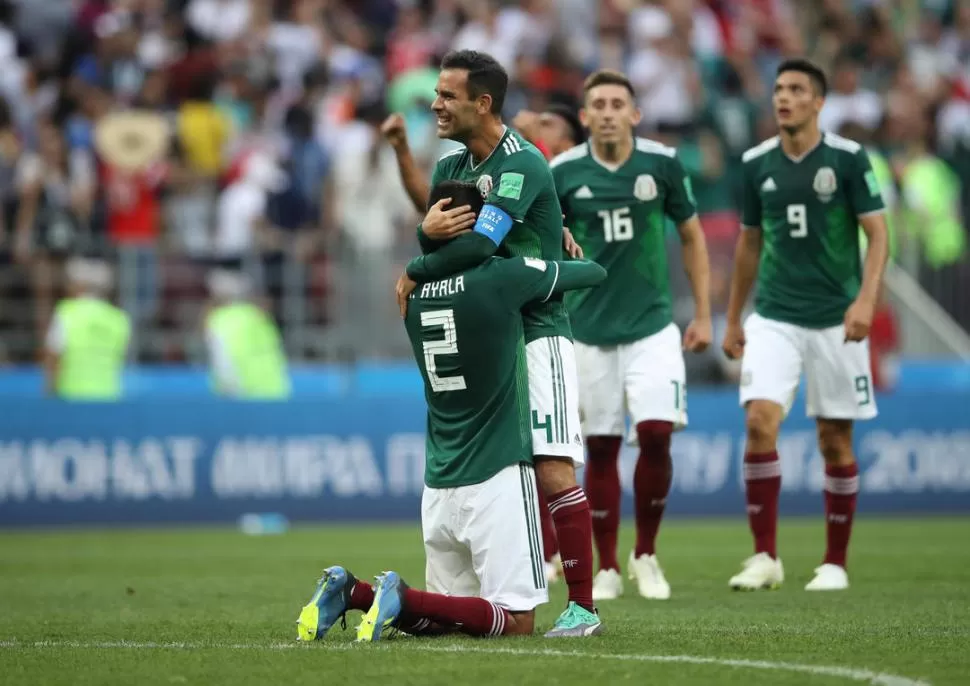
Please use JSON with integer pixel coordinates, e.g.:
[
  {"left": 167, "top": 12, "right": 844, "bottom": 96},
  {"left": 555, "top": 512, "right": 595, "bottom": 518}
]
[
  {"left": 787, "top": 204, "right": 808, "bottom": 238},
  {"left": 598, "top": 207, "right": 633, "bottom": 242},
  {"left": 421, "top": 309, "right": 467, "bottom": 392}
]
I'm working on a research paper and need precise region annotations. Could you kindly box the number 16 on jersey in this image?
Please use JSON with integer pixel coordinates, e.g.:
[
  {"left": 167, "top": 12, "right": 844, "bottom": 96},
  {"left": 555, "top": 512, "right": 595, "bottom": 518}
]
[{"left": 598, "top": 207, "right": 633, "bottom": 243}]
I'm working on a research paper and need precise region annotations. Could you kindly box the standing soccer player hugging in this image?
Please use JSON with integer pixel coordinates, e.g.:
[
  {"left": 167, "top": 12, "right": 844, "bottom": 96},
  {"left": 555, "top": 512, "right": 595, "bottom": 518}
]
[
  {"left": 721, "top": 59, "right": 889, "bottom": 592},
  {"left": 388, "top": 50, "right": 602, "bottom": 637},
  {"left": 295, "top": 178, "right": 608, "bottom": 641}
]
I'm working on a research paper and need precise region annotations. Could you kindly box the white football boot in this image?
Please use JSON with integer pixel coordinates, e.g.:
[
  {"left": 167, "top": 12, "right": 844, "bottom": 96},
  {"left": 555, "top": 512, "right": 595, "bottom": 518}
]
[
  {"left": 805, "top": 563, "right": 849, "bottom": 591},
  {"left": 591, "top": 568, "right": 624, "bottom": 601},
  {"left": 729, "top": 553, "right": 784, "bottom": 591},
  {"left": 545, "top": 553, "right": 562, "bottom": 585},
  {"left": 628, "top": 550, "right": 671, "bottom": 600}
]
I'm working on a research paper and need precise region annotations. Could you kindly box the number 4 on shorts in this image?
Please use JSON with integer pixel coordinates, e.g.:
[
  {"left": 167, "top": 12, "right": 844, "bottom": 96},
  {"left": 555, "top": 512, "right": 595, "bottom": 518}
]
[{"left": 532, "top": 411, "right": 553, "bottom": 443}]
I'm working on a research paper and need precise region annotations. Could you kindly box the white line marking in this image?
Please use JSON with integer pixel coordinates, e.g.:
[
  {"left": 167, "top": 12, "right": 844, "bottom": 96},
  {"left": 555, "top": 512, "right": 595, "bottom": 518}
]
[{"left": 0, "top": 640, "right": 930, "bottom": 686}]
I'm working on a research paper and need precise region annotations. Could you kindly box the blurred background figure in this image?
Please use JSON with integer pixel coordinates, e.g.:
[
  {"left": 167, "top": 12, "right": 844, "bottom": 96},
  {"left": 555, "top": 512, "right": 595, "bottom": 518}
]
[
  {"left": 43, "top": 256, "right": 130, "bottom": 400},
  {"left": 204, "top": 267, "right": 290, "bottom": 400}
]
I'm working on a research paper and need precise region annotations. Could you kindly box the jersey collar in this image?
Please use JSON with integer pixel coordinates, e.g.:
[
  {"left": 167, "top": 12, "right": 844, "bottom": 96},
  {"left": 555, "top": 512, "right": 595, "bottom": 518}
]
[
  {"left": 468, "top": 126, "right": 510, "bottom": 171},
  {"left": 588, "top": 137, "right": 634, "bottom": 173},
  {"left": 781, "top": 131, "right": 824, "bottom": 164}
]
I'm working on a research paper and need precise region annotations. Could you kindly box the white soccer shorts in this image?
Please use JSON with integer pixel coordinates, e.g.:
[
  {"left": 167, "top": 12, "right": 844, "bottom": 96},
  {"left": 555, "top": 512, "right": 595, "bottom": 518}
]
[
  {"left": 421, "top": 463, "right": 549, "bottom": 612},
  {"left": 526, "top": 336, "right": 585, "bottom": 466},
  {"left": 574, "top": 322, "right": 688, "bottom": 438},
  {"left": 739, "top": 312, "right": 878, "bottom": 420}
]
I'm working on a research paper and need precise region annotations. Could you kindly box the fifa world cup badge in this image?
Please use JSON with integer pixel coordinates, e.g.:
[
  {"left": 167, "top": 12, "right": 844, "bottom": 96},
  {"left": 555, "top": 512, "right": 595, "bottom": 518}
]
[
  {"left": 634, "top": 174, "right": 658, "bottom": 201},
  {"left": 476, "top": 174, "right": 493, "bottom": 198},
  {"left": 813, "top": 167, "right": 837, "bottom": 203}
]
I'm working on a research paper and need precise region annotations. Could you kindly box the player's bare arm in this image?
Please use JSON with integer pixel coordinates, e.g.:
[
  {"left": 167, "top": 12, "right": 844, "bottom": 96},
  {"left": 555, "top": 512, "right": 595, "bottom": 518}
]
[
  {"left": 845, "top": 211, "right": 889, "bottom": 342},
  {"left": 381, "top": 113, "right": 430, "bottom": 213},
  {"left": 676, "top": 215, "right": 712, "bottom": 353},
  {"left": 723, "top": 226, "right": 762, "bottom": 360}
]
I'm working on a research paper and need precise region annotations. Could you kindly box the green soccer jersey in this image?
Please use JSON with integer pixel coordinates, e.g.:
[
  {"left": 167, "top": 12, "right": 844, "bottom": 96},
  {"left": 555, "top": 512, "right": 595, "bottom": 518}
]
[
  {"left": 420, "top": 127, "right": 571, "bottom": 343},
  {"left": 741, "top": 132, "right": 886, "bottom": 328},
  {"left": 405, "top": 257, "right": 606, "bottom": 489},
  {"left": 551, "top": 138, "right": 698, "bottom": 346}
]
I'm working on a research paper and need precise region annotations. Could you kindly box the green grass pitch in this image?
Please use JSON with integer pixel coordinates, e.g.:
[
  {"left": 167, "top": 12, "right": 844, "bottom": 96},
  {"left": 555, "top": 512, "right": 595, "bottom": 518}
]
[{"left": 1, "top": 518, "right": 968, "bottom": 686}]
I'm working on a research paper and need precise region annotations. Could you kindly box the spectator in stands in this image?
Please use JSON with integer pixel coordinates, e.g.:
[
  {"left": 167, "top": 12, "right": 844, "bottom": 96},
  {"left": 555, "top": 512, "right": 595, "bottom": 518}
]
[
  {"left": 897, "top": 115, "right": 970, "bottom": 329},
  {"left": 44, "top": 257, "right": 130, "bottom": 400},
  {"left": 820, "top": 53, "right": 884, "bottom": 133},
  {"left": 331, "top": 99, "right": 414, "bottom": 360},
  {"left": 186, "top": 0, "right": 252, "bottom": 45},
  {"left": 204, "top": 267, "right": 290, "bottom": 399},
  {"left": 14, "top": 118, "right": 95, "bottom": 348},
  {"left": 213, "top": 148, "right": 287, "bottom": 292},
  {"left": 96, "top": 109, "right": 169, "bottom": 333}
]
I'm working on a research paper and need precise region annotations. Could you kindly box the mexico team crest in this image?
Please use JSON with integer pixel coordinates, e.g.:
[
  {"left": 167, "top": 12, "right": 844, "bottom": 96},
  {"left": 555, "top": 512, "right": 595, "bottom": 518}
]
[
  {"left": 634, "top": 174, "right": 658, "bottom": 201},
  {"left": 813, "top": 167, "right": 837, "bottom": 202},
  {"left": 476, "top": 174, "right": 493, "bottom": 198}
]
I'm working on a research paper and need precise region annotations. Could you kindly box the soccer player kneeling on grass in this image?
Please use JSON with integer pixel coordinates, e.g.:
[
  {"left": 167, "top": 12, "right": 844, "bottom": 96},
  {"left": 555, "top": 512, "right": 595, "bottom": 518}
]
[{"left": 296, "top": 181, "right": 607, "bottom": 641}]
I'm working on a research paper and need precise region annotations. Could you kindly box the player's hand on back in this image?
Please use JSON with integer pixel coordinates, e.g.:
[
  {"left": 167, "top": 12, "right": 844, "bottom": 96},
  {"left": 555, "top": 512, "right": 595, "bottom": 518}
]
[
  {"left": 843, "top": 297, "right": 874, "bottom": 342},
  {"left": 422, "top": 197, "right": 477, "bottom": 240},
  {"left": 722, "top": 321, "right": 745, "bottom": 360},
  {"left": 395, "top": 270, "right": 418, "bottom": 318},
  {"left": 562, "top": 223, "right": 583, "bottom": 259},
  {"left": 683, "top": 317, "right": 712, "bottom": 353},
  {"left": 380, "top": 113, "right": 409, "bottom": 151}
]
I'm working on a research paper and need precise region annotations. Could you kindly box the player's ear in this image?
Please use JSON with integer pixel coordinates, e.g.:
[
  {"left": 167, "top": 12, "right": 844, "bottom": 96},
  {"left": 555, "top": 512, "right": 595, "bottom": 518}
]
[
  {"left": 630, "top": 104, "right": 642, "bottom": 128},
  {"left": 579, "top": 107, "right": 589, "bottom": 128},
  {"left": 814, "top": 93, "right": 825, "bottom": 115},
  {"left": 477, "top": 93, "right": 493, "bottom": 116}
]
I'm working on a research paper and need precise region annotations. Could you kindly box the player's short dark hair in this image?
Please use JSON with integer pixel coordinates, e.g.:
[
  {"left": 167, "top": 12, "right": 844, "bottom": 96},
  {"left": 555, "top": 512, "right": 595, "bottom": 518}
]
[
  {"left": 776, "top": 58, "right": 828, "bottom": 97},
  {"left": 544, "top": 103, "right": 587, "bottom": 145},
  {"left": 440, "top": 50, "right": 508, "bottom": 114},
  {"left": 427, "top": 180, "right": 485, "bottom": 215},
  {"left": 582, "top": 70, "right": 636, "bottom": 100}
]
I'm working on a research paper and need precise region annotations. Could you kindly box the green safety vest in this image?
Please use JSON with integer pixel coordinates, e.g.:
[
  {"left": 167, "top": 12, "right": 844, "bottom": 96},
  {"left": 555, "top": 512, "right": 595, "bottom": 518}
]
[
  {"left": 207, "top": 302, "right": 290, "bottom": 399},
  {"left": 901, "top": 155, "right": 966, "bottom": 268},
  {"left": 860, "top": 148, "right": 898, "bottom": 259},
  {"left": 56, "top": 298, "right": 131, "bottom": 400}
]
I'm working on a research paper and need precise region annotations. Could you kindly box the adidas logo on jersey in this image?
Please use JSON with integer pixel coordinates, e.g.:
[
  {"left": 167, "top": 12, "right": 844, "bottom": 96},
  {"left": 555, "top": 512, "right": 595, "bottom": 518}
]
[
  {"left": 574, "top": 186, "right": 594, "bottom": 199},
  {"left": 761, "top": 177, "right": 777, "bottom": 192}
]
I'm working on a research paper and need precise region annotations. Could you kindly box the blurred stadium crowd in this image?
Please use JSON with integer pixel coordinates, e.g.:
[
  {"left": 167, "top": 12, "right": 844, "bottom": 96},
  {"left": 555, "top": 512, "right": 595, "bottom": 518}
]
[{"left": 0, "top": 0, "right": 968, "bottom": 382}]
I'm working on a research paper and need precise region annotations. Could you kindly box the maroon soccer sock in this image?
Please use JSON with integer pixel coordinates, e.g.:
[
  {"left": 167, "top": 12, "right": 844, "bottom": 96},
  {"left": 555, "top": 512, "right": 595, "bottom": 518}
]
[
  {"left": 744, "top": 450, "right": 782, "bottom": 558},
  {"left": 823, "top": 463, "right": 859, "bottom": 568},
  {"left": 548, "top": 485, "right": 595, "bottom": 611},
  {"left": 402, "top": 588, "right": 510, "bottom": 637},
  {"left": 536, "top": 487, "right": 559, "bottom": 562},
  {"left": 583, "top": 436, "right": 623, "bottom": 572},
  {"left": 349, "top": 580, "right": 375, "bottom": 611},
  {"left": 633, "top": 421, "right": 674, "bottom": 558}
]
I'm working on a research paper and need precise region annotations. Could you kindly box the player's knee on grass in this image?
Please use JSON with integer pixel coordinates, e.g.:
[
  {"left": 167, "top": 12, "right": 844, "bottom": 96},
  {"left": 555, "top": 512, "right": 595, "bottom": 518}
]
[
  {"left": 816, "top": 418, "right": 855, "bottom": 466},
  {"left": 745, "top": 400, "right": 783, "bottom": 453},
  {"left": 535, "top": 457, "right": 577, "bottom": 495},
  {"left": 503, "top": 610, "right": 536, "bottom": 636}
]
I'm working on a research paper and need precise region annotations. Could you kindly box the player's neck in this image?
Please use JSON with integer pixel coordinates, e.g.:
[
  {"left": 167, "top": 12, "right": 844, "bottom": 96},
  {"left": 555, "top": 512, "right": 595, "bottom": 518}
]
[
  {"left": 591, "top": 135, "right": 634, "bottom": 167},
  {"left": 466, "top": 119, "right": 508, "bottom": 165},
  {"left": 779, "top": 123, "right": 822, "bottom": 160}
]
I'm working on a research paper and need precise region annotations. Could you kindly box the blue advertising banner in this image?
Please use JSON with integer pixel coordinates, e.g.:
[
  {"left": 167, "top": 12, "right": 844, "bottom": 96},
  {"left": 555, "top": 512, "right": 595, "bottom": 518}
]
[{"left": 1, "top": 391, "right": 968, "bottom": 526}]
